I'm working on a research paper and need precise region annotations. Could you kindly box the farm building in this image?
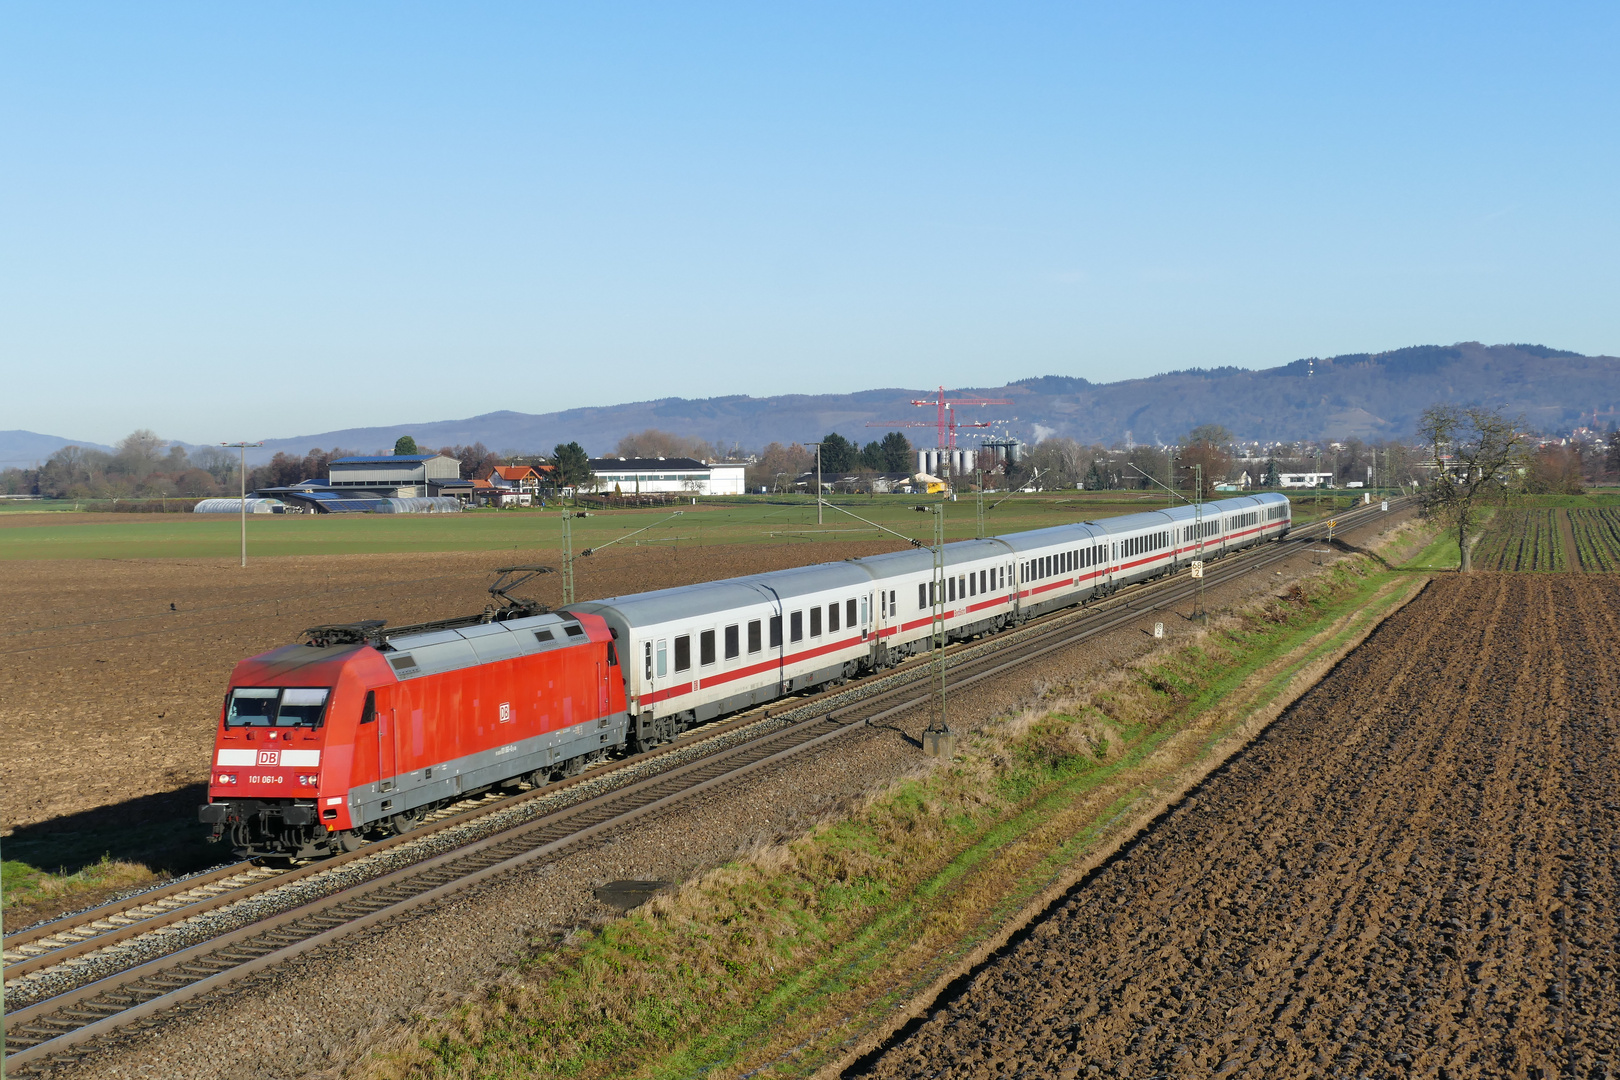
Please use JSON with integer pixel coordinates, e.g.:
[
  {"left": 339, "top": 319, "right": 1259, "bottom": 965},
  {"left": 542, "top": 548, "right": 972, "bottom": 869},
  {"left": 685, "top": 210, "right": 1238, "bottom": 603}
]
[{"left": 325, "top": 454, "right": 462, "bottom": 497}]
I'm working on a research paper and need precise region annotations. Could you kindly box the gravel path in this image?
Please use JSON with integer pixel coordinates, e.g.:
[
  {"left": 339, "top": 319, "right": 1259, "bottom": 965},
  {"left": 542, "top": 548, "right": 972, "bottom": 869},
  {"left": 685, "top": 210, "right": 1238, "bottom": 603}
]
[{"left": 33, "top": 512, "right": 1412, "bottom": 1080}]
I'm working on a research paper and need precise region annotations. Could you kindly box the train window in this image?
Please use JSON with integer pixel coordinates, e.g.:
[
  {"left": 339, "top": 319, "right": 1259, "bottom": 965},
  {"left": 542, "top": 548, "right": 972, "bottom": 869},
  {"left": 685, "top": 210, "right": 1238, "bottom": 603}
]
[
  {"left": 769, "top": 616, "right": 782, "bottom": 648},
  {"left": 657, "top": 639, "right": 667, "bottom": 677},
  {"left": 227, "top": 689, "right": 280, "bottom": 721},
  {"left": 748, "top": 620, "right": 762, "bottom": 653},
  {"left": 860, "top": 597, "right": 868, "bottom": 628},
  {"left": 674, "top": 636, "right": 691, "bottom": 673},
  {"left": 607, "top": 642, "right": 619, "bottom": 667},
  {"left": 889, "top": 590, "right": 896, "bottom": 616},
  {"left": 360, "top": 690, "right": 376, "bottom": 724},
  {"left": 700, "top": 630, "right": 716, "bottom": 666},
  {"left": 644, "top": 641, "right": 653, "bottom": 681},
  {"left": 828, "top": 603, "right": 840, "bottom": 633},
  {"left": 980, "top": 570, "right": 987, "bottom": 593},
  {"left": 847, "top": 598, "right": 857, "bottom": 627},
  {"left": 919, "top": 583, "right": 927, "bottom": 610},
  {"left": 790, "top": 611, "right": 803, "bottom": 642},
  {"left": 810, "top": 607, "right": 822, "bottom": 636},
  {"left": 947, "top": 577, "right": 956, "bottom": 602},
  {"left": 724, "top": 625, "right": 739, "bottom": 660},
  {"left": 278, "top": 688, "right": 330, "bottom": 728}
]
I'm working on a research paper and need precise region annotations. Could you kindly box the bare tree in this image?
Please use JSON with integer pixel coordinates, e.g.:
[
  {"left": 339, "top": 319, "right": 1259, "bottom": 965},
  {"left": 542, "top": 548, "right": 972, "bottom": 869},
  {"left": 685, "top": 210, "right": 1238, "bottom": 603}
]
[
  {"left": 1525, "top": 444, "right": 1584, "bottom": 494},
  {"left": 1177, "top": 436, "right": 1230, "bottom": 499},
  {"left": 1418, "top": 404, "right": 1529, "bottom": 571},
  {"left": 614, "top": 429, "right": 716, "bottom": 460}
]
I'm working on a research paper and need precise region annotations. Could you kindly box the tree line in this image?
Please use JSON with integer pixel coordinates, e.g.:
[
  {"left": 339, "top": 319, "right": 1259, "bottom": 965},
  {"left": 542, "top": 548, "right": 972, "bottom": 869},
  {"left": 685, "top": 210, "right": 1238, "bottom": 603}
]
[{"left": 8, "top": 418, "right": 1615, "bottom": 503}]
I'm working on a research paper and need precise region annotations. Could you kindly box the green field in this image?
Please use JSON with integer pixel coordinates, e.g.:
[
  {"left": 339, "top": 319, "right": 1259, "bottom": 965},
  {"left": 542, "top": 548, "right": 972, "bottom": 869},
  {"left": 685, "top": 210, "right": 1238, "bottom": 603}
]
[{"left": 0, "top": 491, "right": 1364, "bottom": 561}]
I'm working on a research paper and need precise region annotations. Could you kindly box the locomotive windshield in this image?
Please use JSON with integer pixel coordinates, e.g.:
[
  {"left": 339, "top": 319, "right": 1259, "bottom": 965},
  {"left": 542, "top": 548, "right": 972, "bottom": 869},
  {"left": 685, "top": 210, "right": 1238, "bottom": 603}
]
[{"left": 226, "top": 687, "right": 330, "bottom": 728}]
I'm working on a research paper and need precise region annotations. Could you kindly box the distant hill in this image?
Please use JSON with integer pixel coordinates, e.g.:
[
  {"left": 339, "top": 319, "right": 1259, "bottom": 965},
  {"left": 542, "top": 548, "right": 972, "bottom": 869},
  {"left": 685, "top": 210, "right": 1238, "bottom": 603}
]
[
  {"left": 7, "top": 342, "right": 1616, "bottom": 466},
  {"left": 0, "top": 430, "right": 114, "bottom": 466}
]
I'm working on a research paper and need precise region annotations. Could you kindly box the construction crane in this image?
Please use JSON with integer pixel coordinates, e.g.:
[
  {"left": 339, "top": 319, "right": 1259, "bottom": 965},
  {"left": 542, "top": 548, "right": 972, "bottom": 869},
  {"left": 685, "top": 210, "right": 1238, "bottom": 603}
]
[
  {"left": 864, "top": 414, "right": 994, "bottom": 446},
  {"left": 912, "top": 387, "right": 1012, "bottom": 451}
]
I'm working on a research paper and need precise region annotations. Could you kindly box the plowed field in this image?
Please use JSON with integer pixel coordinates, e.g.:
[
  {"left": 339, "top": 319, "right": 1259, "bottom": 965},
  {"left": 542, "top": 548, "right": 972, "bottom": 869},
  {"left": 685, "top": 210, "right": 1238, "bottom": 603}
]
[{"left": 855, "top": 574, "right": 1620, "bottom": 1080}]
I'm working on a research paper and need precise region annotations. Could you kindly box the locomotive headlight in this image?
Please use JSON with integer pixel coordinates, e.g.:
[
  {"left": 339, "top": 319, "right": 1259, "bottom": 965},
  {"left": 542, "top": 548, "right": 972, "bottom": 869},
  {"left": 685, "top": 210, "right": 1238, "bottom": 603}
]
[{"left": 217, "top": 773, "right": 236, "bottom": 785}]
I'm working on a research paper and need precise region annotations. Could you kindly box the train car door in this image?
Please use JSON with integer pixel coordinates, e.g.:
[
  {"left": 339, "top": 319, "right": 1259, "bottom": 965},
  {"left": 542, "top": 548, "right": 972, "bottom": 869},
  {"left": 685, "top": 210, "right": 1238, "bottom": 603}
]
[
  {"left": 379, "top": 708, "right": 398, "bottom": 792},
  {"left": 651, "top": 636, "right": 668, "bottom": 706}
]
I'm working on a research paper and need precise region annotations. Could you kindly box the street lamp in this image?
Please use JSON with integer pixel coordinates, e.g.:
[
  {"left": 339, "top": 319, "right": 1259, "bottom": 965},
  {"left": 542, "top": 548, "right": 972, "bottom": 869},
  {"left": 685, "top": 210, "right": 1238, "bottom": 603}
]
[{"left": 222, "top": 441, "right": 264, "bottom": 567}]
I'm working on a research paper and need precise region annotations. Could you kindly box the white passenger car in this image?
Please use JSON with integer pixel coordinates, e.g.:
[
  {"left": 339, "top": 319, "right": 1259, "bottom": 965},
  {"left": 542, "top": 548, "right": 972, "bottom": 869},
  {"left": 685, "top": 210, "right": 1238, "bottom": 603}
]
[{"left": 572, "top": 493, "right": 1290, "bottom": 749}]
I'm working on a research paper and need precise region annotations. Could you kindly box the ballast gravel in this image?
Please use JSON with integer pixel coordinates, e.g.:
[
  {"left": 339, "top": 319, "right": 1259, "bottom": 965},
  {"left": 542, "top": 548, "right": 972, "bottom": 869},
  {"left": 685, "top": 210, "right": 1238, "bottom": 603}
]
[{"left": 29, "top": 512, "right": 1411, "bottom": 1080}]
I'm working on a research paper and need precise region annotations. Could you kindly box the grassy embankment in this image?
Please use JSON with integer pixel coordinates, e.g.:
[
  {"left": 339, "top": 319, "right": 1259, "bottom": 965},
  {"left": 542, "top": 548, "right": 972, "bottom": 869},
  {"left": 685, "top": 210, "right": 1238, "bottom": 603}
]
[{"left": 357, "top": 529, "right": 1436, "bottom": 1080}]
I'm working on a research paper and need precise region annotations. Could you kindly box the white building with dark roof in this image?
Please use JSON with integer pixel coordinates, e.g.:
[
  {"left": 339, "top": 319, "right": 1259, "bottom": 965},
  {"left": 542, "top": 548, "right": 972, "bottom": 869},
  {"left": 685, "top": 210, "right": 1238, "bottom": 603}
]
[{"left": 588, "top": 458, "right": 747, "bottom": 496}]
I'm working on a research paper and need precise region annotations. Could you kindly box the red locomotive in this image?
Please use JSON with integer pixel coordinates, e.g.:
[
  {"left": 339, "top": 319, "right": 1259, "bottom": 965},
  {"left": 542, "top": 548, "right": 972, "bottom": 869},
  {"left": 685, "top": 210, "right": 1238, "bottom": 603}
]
[{"left": 200, "top": 568, "right": 627, "bottom": 859}]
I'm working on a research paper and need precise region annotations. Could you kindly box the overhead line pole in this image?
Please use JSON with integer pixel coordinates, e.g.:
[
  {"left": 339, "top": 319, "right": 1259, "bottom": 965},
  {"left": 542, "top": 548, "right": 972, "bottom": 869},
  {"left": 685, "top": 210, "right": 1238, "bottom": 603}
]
[
  {"left": 807, "top": 442, "right": 824, "bottom": 525},
  {"left": 815, "top": 497, "right": 952, "bottom": 754}
]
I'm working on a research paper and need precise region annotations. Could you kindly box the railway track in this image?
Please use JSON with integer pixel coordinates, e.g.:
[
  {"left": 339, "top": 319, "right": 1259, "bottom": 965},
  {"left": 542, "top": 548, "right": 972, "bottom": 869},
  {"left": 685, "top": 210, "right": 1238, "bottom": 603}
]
[{"left": 1, "top": 498, "right": 1402, "bottom": 1071}]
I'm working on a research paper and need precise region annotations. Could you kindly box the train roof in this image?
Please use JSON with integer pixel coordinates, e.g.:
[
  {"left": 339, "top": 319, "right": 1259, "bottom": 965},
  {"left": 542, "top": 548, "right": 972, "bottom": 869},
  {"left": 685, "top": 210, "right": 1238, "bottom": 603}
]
[
  {"left": 379, "top": 611, "right": 606, "bottom": 680},
  {"left": 562, "top": 493, "right": 1293, "bottom": 630},
  {"left": 853, "top": 537, "right": 1012, "bottom": 580},
  {"left": 573, "top": 560, "right": 872, "bottom": 624}
]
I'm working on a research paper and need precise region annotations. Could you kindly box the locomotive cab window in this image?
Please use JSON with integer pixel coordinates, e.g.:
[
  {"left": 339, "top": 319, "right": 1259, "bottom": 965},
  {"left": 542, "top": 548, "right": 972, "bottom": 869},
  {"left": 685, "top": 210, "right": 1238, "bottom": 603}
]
[
  {"left": 359, "top": 690, "right": 376, "bottom": 724},
  {"left": 226, "top": 687, "right": 330, "bottom": 729}
]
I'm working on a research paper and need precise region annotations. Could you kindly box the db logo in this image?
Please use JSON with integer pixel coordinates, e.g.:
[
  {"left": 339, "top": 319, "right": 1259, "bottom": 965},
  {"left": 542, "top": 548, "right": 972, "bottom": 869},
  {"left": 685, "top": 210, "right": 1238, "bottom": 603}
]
[
  {"left": 498, "top": 702, "right": 512, "bottom": 723},
  {"left": 257, "top": 749, "right": 280, "bottom": 766}
]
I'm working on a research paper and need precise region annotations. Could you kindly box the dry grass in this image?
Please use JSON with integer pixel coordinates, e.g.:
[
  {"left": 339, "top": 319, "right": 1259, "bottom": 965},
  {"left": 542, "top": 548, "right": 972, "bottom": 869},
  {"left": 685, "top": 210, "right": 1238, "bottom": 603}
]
[
  {"left": 352, "top": 553, "right": 1407, "bottom": 1080},
  {"left": 1, "top": 856, "right": 158, "bottom": 931}
]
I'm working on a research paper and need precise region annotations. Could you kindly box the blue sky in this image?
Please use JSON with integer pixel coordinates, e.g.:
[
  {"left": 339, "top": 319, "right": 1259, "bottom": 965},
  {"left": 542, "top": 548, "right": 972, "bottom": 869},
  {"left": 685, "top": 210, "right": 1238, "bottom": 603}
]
[{"left": 4, "top": 2, "right": 1617, "bottom": 445}]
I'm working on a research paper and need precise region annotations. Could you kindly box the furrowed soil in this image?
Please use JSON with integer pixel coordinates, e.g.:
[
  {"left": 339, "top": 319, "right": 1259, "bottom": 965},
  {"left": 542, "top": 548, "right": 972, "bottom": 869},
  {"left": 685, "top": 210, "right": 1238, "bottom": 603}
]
[{"left": 854, "top": 574, "right": 1620, "bottom": 1080}]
